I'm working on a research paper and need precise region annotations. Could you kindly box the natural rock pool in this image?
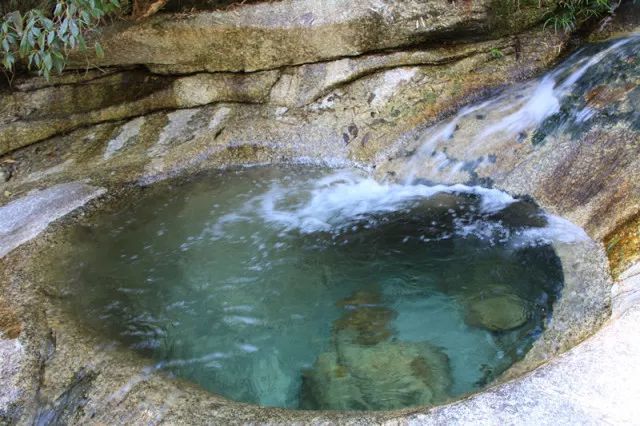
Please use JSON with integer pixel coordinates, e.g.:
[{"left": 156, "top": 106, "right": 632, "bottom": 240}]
[{"left": 43, "top": 166, "right": 567, "bottom": 411}]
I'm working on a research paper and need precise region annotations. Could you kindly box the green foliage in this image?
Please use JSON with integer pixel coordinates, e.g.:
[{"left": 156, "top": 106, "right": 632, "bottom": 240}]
[
  {"left": 490, "top": 47, "right": 505, "bottom": 59},
  {"left": 545, "top": 0, "right": 613, "bottom": 32},
  {"left": 0, "top": 1, "right": 56, "bottom": 16},
  {"left": 0, "top": 0, "right": 121, "bottom": 80},
  {"left": 491, "top": 0, "right": 615, "bottom": 34}
]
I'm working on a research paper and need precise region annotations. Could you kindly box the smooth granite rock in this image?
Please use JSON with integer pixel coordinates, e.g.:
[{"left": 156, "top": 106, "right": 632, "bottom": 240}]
[{"left": 0, "top": 182, "right": 105, "bottom": 258}]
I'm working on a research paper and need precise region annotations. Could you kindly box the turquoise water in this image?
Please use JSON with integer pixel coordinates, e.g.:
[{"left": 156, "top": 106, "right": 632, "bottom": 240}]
[{"left": 52, "top": 166, "right": 564, "bottom": 410}]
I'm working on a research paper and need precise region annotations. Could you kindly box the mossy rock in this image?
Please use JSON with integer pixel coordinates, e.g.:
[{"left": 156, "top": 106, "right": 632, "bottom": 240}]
[
  {"left": 334, "top": 290, "right": 397, "bottom": 346},
  {"left": 301, "top": 340, "right": 452, "bottom": 411},
  {"left": 300, "top": 352, "right": 368, "bottom": 411},
  {"left": 465, "top": 294, "right": 529, "bottom": 332}
]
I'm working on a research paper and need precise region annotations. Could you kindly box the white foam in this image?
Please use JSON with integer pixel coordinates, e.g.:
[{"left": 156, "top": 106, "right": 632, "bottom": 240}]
[
  {"left": 476, "top": 76, "right": 560, "bottom": 142},
  {"left": 154, "top": 351, "right": 230, "bottom": 369},
  {"left": 237, "top": 343, "right": 259, "bottom": 353},
  {"left": 512, "top": 214, "right": 589, "bottom": 247},
  {"left": 208, "top": 170, "right": 589, "bottom": 248},
  {"left": 249, "top": 171, "right": 516, "bottom": 233},
  {"left": 223, "top": 316, "right": 263, "bottom": 326}
]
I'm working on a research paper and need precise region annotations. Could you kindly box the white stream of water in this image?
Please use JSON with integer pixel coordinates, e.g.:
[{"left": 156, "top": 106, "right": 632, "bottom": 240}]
[{"left": 403, "top": 35, "right": 637, "bottom": 183}]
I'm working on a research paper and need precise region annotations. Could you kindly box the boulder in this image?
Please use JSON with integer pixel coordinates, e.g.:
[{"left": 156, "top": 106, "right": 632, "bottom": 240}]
[
  {"left": 465, "top": 294, "right": 529, "bottom": 332},
  {"left": 71, "top": 0, "right": 516, "bottom": 73},
  {"left": 302, "top": 340, "right": 451, "bottom": 410}
]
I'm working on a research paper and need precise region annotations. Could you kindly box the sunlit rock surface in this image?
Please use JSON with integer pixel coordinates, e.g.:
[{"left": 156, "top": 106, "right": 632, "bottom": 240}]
[
  {"left": 0, "top": 182, "right": 105, "bottom": 258},
  {"left": 69, "top": 0, "right": 545, "bottom": 73},
  {"left": 0, "top": 0, "right": 564, "bottom": 154}
]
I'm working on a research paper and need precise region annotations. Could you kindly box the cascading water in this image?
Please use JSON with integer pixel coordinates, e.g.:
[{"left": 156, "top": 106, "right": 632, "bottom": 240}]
[{"left": 399, "top": 34, "right": 640, "bottom": 184}]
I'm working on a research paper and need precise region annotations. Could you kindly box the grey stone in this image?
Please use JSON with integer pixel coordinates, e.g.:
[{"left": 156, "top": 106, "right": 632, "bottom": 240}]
[{"left": 0, "top": 182, "right": 105, "bottom": 258}]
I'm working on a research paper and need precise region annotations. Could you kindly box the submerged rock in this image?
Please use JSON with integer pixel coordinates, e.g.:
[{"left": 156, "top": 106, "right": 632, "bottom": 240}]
[
  {"left": 302, "top": 340, "right": 451, "bottom": 411},
  {"left": 334, "top": 290, "right": 396, "bottom": 346},
  {"left": 300, "top": 351, "right": 366, "bottom": 411},
  {"left": 465, "top": 294, "right": 529, "bottom": 332},
  {"left": 302, "top": 289, "right": 452, "bottom": 410},
  {"left": 251, "top": 351, "right": 295, "bottom": 408}
]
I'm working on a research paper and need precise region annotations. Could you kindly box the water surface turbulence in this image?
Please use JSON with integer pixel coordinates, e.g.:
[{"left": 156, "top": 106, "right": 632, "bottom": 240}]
[{"left": 45, "top": 166, "right": 580, "bottom": 411}]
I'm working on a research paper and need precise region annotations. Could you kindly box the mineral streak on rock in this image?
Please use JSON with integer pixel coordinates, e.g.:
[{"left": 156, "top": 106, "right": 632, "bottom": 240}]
[{"left": 0, "top": 182, "right": 105, "bottom": 258}]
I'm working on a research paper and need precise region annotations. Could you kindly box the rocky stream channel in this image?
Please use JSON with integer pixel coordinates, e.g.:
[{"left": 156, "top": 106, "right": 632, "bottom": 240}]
[{"left": 0, "top": 0, "right": 639, "bottom": 424}]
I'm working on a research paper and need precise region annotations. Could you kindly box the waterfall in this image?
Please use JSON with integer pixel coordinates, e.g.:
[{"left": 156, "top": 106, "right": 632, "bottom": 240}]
[{"left": 401, "top": 35, "right": 638, "bottom": 184}]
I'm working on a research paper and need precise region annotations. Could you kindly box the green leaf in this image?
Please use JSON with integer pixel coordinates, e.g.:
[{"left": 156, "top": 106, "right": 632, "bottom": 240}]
[
  {"left": 9, "top": 12, "right": 23, "bottom": 33},
  {"left": 43, "top": 18, "right": 54, "bottom": 31},
  {"left": 54, "top": 3, "right": 64, "bottom": 17},
  {"left": 19, "top": 34, "right": 30, "bottom": 55},
  {"left": 2, "top": 52, "right": 15, "bottom": 70},
  {"left": 1, "top": 0, "right": 123, "bottom": 77},
  {"left": 70, "top": 20, "right": 79, "bottom": 37},
  {"left": 81, "top": 11, "right": 91, "bottom": 25},
  {"left": 59, "top": 18, "right": 69, "bottom": 36},
  {"left": 95, "top": 41, "right": 104, "bottom": 58},
  {"left": 53, "top": 55, "right": 65, "bottom": 73},
  {"left": 43, "top": 51, "right": 52, "bottom": 70}
]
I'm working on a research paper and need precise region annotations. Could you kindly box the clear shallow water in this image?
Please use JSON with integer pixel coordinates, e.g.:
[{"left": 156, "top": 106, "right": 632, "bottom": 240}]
[{"left": 50, "top": 166, "right": 566, "bottom": 410}]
